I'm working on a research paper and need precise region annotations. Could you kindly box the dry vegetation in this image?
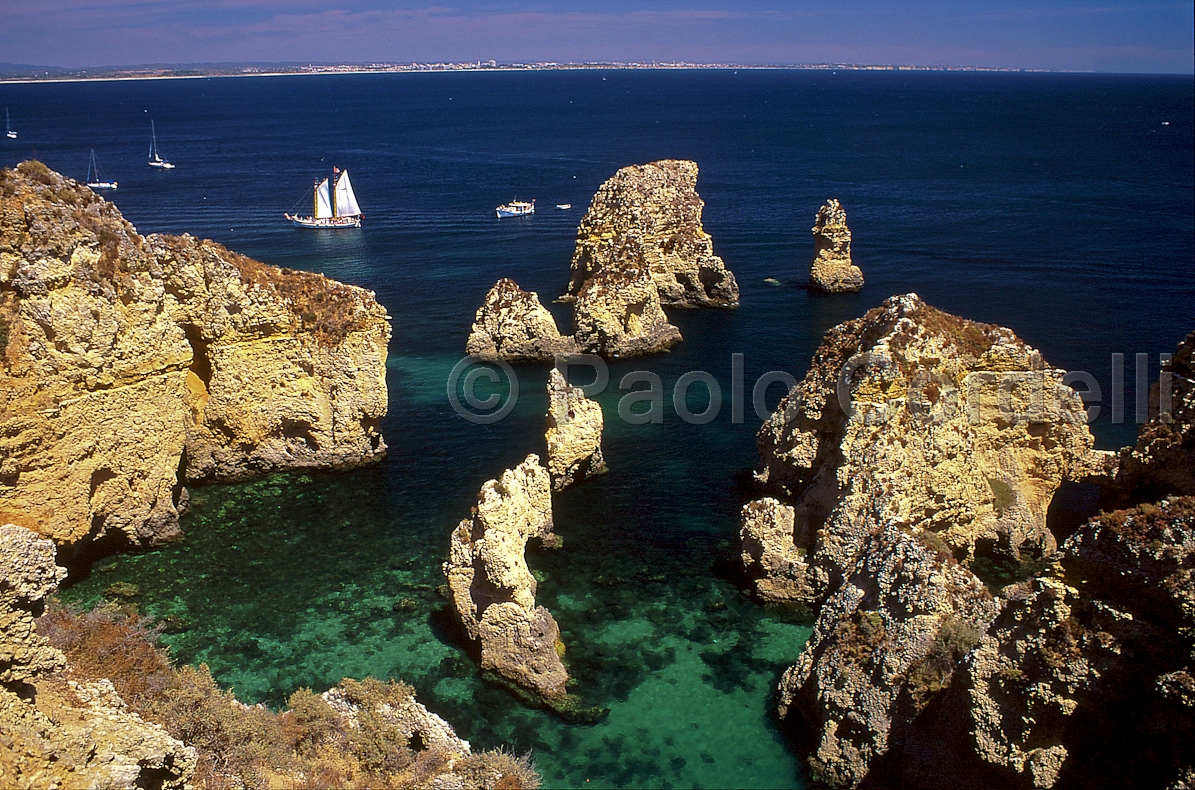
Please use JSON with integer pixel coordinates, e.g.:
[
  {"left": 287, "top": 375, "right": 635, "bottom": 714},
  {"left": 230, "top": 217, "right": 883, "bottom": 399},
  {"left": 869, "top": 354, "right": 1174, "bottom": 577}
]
[{"left": 38, "top": 602, "right": 539, "bottom": 790}]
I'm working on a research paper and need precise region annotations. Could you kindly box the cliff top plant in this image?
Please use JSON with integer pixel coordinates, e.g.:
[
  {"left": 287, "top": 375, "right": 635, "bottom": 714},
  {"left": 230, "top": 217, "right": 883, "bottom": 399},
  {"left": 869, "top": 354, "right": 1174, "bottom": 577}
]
[{"left": 38, "top": 601, "right": 532, "bottom": 790}]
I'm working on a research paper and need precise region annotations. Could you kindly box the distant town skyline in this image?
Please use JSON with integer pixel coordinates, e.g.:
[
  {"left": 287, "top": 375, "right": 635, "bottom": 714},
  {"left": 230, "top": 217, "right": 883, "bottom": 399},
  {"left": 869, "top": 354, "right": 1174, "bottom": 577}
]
[{"left": 1, "top": 1, "right": 1192, "bottom": 74}]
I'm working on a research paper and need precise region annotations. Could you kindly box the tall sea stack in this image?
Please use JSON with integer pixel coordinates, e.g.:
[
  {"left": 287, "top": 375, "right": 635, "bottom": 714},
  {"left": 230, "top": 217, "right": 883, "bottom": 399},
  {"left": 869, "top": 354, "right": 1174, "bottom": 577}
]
[{"left": 808, "top": 199, "right": 863, "bottom": 293}]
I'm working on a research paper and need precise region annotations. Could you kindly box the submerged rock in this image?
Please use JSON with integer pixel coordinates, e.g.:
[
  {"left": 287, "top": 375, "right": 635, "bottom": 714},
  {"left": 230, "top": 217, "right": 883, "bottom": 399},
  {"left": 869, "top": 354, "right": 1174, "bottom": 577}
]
[
  {"left": 443, "top": 455, "right": 570, "bottom": 700},
  {"left": 0, "top": 162, "right": 390, "bottom": 560},
  {"left": 545, "top": 368, "right": 606, "bottom": 491},
  {"left": 565, "top": 159, "right": 739, "bottom": 308},
  {"left": 465, "top": 278, "right": 579, "bottom": 362},
  {"left": 571, "top": 246, "right": 682, "bottom": 358},
  {"left": 808, "top": 199, "right": 863, "bottom": 293}
]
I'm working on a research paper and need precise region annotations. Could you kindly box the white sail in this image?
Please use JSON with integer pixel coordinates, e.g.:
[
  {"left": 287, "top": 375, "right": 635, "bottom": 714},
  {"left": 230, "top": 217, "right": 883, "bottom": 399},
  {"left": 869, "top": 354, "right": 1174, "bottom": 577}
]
[
  {"left": 315, "top": 178, "right": 333, "bottom": 219},
  {"left": 334, "top": 170, "right": 362, "bottom": 217}
]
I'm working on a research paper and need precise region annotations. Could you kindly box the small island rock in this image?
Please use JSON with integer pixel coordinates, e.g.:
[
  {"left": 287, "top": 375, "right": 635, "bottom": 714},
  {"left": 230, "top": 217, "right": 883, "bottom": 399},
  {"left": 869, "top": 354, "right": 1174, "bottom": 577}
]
[
  {"left": 571, "top": 244, "right": 682, "bottom": 358},
  {"left": 465, "top": 278, "right": 579, "bottom": 362},
  {"left": 443, "top": 455, "right": 570, "bottom": 700},
  {"left": 808, "top": 199, "right": 863, "bottom": 293},
  {"left": 566, "top": 159, "right": 739, "bottom": 308},
  {"left": 545, "top": 368, "right": 607, "bottom": 491}
]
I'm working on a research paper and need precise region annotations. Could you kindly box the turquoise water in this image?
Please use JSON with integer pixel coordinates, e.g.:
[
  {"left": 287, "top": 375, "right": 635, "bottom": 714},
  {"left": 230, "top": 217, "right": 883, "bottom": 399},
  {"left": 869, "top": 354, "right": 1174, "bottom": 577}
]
[{"left": 16, "top": 70, "right": 1192, "bottom": 788}]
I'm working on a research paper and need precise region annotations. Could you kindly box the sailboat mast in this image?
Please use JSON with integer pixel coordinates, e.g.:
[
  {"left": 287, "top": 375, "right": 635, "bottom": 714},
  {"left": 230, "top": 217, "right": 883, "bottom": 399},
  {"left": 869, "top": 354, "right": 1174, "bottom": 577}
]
[
  {"left": 332, "top": 169, "right": 338, "bottom": 218},
  {"left": 313, "top": 179, "right": 319, "bottom": 218}
]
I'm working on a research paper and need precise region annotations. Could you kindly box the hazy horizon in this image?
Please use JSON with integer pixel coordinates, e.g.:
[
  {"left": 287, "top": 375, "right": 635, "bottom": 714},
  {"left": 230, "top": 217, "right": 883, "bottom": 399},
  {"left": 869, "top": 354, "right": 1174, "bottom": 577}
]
[{"left": 1, "top": 1, "right": 1191, "bottom": 75}]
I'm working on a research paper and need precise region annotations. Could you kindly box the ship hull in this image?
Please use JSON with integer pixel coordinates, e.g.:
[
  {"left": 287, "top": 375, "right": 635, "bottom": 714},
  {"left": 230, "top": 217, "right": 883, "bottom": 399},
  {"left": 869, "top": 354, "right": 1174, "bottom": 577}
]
[{"left": 286, "top": 213, "right": 362, "bottom": 229}]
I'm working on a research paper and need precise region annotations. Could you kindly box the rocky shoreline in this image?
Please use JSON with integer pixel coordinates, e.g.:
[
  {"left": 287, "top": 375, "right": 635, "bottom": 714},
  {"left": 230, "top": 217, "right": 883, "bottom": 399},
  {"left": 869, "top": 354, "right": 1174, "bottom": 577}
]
[{"left": 1, "top": 158, "right": 1190, "bottom": 788}]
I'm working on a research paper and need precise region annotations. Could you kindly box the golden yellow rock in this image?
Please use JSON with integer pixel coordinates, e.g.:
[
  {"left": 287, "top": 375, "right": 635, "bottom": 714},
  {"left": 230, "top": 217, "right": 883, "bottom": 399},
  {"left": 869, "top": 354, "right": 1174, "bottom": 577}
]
[
  {"left": 545, "top": 368, "right": 606, "bottom": 490},
  {"left": 566, "top": 159, "right": 739, "bottom": 308},
  {"left": 0, "top": 162, "right": 390, "bottom": 557},
  {"left": 465, "top": 278, "right": 579, "bottom": 361},
  {"left": 808, "top": 199, "right": 863, "bottom": 293}
]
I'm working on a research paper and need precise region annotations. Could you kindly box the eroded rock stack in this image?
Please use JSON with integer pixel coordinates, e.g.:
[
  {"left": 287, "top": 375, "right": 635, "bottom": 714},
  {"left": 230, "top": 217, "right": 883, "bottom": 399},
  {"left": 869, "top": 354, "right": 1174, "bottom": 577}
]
[
  {"left": 808, "top": 199, "right": 863, "bottom": 293},
  {"left": 571, "top": 246, "right": 683, "bottom": 358},
  {"left": 443, "top": 455, "right": 570, "bottom": 700},
  {"left": 0, "top": 523, "right": 196, "bottom": 788},
  {"left": 465, "top": 278, "right": 578, "bottom": 362},
  {"left": 566, "top": 159, "right": 739, "bottom": 309},
  {"left": 746, "top": 294, "right": 1104, "bottom": 785},
  {"left": 545, "top": 368, "right": 606, "bottom": 491},
  {"left": 0, "top": 162, "right": 390, "bottom": 559}
]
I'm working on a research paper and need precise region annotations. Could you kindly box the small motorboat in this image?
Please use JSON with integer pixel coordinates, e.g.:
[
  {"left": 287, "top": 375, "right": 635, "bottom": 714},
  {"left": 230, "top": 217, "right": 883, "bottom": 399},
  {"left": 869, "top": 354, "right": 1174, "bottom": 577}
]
[
  {"left": 556, "top": 203, "right": 572, "bottom": 210},
  {"left": 496, "top": 199, "right": 534, "bottom": 218}
]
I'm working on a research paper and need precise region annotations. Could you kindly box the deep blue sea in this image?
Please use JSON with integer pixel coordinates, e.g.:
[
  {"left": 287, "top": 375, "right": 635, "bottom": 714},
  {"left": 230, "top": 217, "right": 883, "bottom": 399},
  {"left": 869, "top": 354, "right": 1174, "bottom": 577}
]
[{"left": 4, "top": 70, "right": 1192, "bottom": 789}]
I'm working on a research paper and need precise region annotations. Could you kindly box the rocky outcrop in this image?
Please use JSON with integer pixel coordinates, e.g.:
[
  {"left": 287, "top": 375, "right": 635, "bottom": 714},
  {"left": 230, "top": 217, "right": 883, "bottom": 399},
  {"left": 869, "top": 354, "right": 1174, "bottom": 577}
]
[
  {"left": 443, "top": 455, "right": 569, "bottom": 700},
  {"left": 0, "top": 162, "right": 390, "bottom": 558},
  {"left": 779, "top": 524, "right": 998, "bottom": 788},
  {"left": 750, "top": 294, "right": 1104, "bottom": 785},
  {"left": 0, "top": 522, "right": 196, "bottom": 789},
  {"left": 808, "top": 199, "right": 863, "bottom": 293},
  {"left": 900, "top": 498, "right": 1195, "bottom": 790},
  {"left": 756, "top": 293, "right": 1096, "bottom": 575},
  {"left": 565, "top": 159, "right": 738, "bottom": 309},
  {"left": 465, "top": 278, "right": 579, "bottom": 362},
  {"left": 545, "top": 368, "right": 606, "bottom": 491},
  {"left": 1115, "top": 330, "right": 1195, "bottom": 500},
  {"left": 739, "top": 498, "right": 816, "bottom": 605},
  {"left": 0, "top": 524, "right": 66, "bottom": 684},
  {"left": 571, "top": 247, "right": 682, "bottom": 358}
]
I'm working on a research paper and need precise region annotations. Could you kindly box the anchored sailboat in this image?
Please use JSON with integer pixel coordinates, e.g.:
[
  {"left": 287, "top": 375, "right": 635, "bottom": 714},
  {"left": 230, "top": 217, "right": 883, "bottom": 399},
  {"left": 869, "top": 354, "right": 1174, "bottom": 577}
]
[
  {"left": 285, "top": 167, "right": 363, "bottom": 229},
  {"left": 86, "top": 150, "right": 117, "bottom": 190},
  {"left": 147, "top": 121, "right": 174, "bottom": 169},
  {"left": 4, "top": 109, "right": 15, "bottom": 140}
]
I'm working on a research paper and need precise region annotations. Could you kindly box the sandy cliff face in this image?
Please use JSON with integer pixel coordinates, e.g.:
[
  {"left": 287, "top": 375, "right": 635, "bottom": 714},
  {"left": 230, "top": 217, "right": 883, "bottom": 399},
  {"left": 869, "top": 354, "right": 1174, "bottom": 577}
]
[
  {"left": 465, "top": 278, "right": 579, "bottom": 362},
  {"left": 0, "top": 523, "right": 196, "bottom": 789},
  {"left": 443, "top": 455, "right": 570, "bottom": 700},
  {"left": 808, "top": 199, "right": 863, "bottom": 293},
  {"left": 565, "top": 159, "right": 739, "bottom": 309},
  {"left": 0, "top": 163, "right": 389, "bottom": 557}
]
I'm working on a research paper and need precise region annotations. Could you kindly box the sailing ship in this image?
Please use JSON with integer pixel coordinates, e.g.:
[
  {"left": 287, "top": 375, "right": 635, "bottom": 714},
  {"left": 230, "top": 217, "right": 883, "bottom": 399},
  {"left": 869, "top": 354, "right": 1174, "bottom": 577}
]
[
  {"left": 85, "top": 150, "right": 117, "bottom": 190},
  {"left": 285, "top": 167, "right": 363, "bottom": 229},
  {"left": 495, "top": 199, "right": 534, "bottom": 218},
  {"left": 4, "top": 109, "right": 15, "bottom": 140},
  {"left": 147, "top": 121, "right": 174, "bottom": 169}
]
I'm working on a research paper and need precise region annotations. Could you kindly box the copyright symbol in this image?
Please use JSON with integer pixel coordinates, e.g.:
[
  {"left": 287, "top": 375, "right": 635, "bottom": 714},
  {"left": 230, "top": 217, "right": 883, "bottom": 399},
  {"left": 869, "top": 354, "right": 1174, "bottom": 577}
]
[{"left": 446, "top": 356, "right": 520, "bottom": 424}]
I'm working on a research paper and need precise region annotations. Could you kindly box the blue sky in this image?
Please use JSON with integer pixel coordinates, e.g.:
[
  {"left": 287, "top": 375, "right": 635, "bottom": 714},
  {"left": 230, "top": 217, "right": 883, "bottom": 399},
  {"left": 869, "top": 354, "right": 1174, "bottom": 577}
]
[{"left": 1, "top": 1, "right": 1192, "bottom": 72}]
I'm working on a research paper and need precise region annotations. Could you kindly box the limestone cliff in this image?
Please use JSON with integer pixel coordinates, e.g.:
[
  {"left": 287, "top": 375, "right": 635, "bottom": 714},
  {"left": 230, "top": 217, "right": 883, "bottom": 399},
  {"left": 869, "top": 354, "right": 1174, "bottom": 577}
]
[
  {"left": 465, "top": 278, "right": 579, "bottom": 362},
  {"left": 443, "top": 455, "right": 570, "bottom": 700},
  {"left": 756, "top": 293, "right": 1096, "bottom": 575},
  {"left": 0, "top": 162, "right": 390, "bottom": 558},
  {"left": 808, "top": 199, "right": 863, "bottom": 293},
  {"left": 900, "top": 498, "right": 1195, "bottom": 790},
  {"left": 545, "top": 368, "right": 606, "bottom": 491},
  {"left": 565, "top": 159, "right": 739, "bottom": 309},
  {"left": 0, "top": 523, "right": 196, "bottom": 789},
  {"left": 571, "top": 245, "right": 682, "bottom": 358},
  {"left": 749, "top": 294, "right": 1102, "bottom": 785}
]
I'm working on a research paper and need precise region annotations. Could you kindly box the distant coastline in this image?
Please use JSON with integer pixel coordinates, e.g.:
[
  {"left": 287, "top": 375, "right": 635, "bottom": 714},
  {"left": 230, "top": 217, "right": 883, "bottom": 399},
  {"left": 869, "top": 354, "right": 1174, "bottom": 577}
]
[{"left": 0, "top": 60, "right": 1055, "bottom": 85}]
